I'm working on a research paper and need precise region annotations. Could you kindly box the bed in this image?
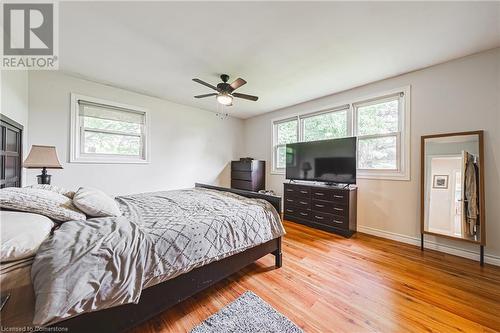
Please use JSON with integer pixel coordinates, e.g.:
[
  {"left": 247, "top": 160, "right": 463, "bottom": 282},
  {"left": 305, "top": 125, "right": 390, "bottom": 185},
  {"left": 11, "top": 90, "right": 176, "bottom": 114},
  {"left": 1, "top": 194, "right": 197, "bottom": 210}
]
[{"left": 0, "top": 116, "right": 284, "bottom": 332}]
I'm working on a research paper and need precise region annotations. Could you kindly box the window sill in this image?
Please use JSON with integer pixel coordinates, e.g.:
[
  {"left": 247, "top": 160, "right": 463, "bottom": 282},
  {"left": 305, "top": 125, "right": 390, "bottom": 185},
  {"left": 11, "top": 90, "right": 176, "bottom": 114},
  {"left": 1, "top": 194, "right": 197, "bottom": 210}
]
[
  {"left": 272, "top": 167, "right": 410, "bottom": 181},
  {"left": 70, "top": 157, "right": 149, "bottom": 164},
  {"left": 270, "top": 171, "right": 410, "bottom": 181},
  {"left": 357, "top": 172, "right": 410, "bottom": 181}
]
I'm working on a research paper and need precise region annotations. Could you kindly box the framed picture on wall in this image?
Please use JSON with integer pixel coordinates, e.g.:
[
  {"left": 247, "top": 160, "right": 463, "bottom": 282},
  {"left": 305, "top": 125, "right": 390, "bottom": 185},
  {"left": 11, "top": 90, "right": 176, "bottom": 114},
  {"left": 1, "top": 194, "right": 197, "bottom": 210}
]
[{"left": 432, "top": 175, "right": 449, "bottom": 189}]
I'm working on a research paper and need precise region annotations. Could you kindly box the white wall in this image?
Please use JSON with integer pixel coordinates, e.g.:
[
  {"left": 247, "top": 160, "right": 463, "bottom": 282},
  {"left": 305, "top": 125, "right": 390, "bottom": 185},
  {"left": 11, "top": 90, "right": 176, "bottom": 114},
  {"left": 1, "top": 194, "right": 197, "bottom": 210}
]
[
  {"left": 243, "top": 48, "right": 500, "bottom": 263},
  {"left": 1, "top": 71, "right": 29, "bottom": 127},
  {"left": 27, "top": 71, "right": 244, "bottom": 196},
  {"left": 0, "top": 70, "right": 29, "bottom": 185}
]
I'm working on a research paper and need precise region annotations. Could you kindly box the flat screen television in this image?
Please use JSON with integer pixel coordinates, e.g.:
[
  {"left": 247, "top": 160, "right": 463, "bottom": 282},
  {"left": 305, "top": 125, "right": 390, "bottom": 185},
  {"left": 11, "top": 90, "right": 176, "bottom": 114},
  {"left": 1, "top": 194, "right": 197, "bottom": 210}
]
[{"left": 285, "top": 137, "right": 357, "bottom": 184}]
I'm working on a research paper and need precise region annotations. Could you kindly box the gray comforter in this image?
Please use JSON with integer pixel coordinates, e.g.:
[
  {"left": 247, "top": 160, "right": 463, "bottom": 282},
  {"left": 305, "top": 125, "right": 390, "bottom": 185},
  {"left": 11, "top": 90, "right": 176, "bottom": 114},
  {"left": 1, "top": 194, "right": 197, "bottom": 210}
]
[{"left": 31, "top": 188, "right": 284, "bottom": 326}]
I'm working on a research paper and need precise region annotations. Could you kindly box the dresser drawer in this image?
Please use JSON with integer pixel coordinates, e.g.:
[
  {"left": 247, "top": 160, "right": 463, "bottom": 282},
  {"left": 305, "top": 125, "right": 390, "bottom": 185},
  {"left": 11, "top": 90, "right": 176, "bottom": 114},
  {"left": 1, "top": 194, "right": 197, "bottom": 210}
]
[
  {"left": 311, "top": 211, "right": 348, "bottom": 229},
  {"left": 231, "top": 161, "right": 253, "bottom": 171},
  {"left": 311, "top": 200, "right": 347, "bottom": 216},
  {"left": 284, "top": 206, "right": 312, "bottom": 220},
  {"left": 284, "top": 196, "right": 310, "bottom": 209},
  {"left": 311, "top": 188, "right": 348, "bottom": 204},
  {"left": 231, "top": 171, "right": 252, "bottom": 181},
  {"left": 231, "top": 179, "right": 253, "bottom": 191},
  {"left": 283, "top": 205, "right": 299, "bottom": 217},
  {"left": 284, "top": 184, "right": 310, "bottom": 198}
]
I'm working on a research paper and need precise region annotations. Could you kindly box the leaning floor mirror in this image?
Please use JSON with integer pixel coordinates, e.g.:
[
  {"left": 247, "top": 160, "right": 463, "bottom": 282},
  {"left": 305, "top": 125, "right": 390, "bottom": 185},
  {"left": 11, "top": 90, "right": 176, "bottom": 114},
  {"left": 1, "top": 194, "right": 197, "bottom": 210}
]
[{"left": 420, "top": 130, "right": 485, "bottom": 265}]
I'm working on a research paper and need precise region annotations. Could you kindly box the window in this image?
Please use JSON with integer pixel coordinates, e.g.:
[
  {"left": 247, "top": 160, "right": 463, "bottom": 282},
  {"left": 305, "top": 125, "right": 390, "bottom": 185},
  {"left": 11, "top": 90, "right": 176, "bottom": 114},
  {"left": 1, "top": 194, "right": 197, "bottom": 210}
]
[
  {"left": 70, "top": 94, "right": 149, "bottom": 163},
  {"left": 302, "top": 106, "right": 349, "bottom": 142},
  {"left": 272, "top": 118, "right": 298, "bottom": 172},
  {"left": 271, "top": 87, "right": 410, "bottom": 180},
  {"left": 354, "top": 91, "right": 409, "bottom": 179}
]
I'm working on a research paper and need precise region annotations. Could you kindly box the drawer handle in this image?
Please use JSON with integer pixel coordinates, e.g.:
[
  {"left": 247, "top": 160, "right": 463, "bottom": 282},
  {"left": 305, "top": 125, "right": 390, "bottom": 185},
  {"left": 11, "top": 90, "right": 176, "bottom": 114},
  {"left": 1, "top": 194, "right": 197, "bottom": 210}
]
[
  {"left": 286, "top": 199, "right": 293, "bottom": 202},
  {"left": 299, "top": 212, "right": 308, "bottom": 216},
  {"left": 334, "top": 195, "right": 344, "bottom": 199},
  {"left": 300, "top": 190, "right": 308, "bottom": 194},
  {"left": 286, "top": 209, "right": 294, "bottom": 213},
  {"left": 315, "top": 204, "right": 325, "bottom": 208},
  {"left": 334, "top": 207, "right": 344, "bottom": 212},
  {"left": 315, "top": 215, "right": 324, "bottom": 220},
  {"left": 314, "top": 192, "right": 324, "bottom": 196},
  {"left": 333, "top": 219, "right": 343, "bottom": 224},
  {"left": 299, "top": 201, "right": 308, "bottom": 205},
  {"left": 286, "top": 189, "right": 293, "bottom": 192}
]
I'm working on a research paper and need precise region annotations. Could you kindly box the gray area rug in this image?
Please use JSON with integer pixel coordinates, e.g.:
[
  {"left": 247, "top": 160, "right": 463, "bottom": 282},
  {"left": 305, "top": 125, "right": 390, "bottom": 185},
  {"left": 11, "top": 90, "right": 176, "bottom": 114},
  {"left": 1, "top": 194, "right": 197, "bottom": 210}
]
[{"left": 190, "top": 291, "right": 304, "bottom": 333}]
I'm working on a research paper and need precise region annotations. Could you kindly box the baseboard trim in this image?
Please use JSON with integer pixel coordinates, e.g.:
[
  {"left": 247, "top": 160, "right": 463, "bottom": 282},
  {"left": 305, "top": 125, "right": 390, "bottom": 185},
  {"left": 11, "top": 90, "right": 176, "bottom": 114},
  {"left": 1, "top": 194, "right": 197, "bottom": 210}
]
[{"left": 357, "top": 225, "right": 500, "bottom": 267}]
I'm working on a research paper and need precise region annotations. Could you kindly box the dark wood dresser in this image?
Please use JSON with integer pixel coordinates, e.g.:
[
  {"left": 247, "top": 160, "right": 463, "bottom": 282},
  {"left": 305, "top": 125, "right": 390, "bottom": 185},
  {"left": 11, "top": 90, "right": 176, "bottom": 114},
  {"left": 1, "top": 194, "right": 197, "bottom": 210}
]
[
  {"left": 0, "top": 115, "right": 23, "bottom": 188},
  {"left": 283, "top": 182, "right": 357, "bottom": 237},
  {"left": 231, "top": 160, "right": 265, "bottom": 192}
]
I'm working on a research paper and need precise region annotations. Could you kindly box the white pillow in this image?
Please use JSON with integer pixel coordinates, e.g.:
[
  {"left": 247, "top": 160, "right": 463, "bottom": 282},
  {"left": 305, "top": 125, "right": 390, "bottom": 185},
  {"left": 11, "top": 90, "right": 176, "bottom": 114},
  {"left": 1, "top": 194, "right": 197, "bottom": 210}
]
[
  {"left": 0, "top": 211, "right": 54, "bottom": 262},
  {"left": 72, "top": 187, "right": 121, "bottom": 217},
  {"left": 0, "top": 187, "right": 86, "bottom": 222},
  {"left": 25, "top": 184, "right": 76, "bottom": 199}
]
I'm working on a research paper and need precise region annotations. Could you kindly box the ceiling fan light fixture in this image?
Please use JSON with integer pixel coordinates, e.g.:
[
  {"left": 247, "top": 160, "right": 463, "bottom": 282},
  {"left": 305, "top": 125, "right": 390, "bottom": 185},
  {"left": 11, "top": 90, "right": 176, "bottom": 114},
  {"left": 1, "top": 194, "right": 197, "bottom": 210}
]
[
  {"left": 193, "top": 75, "right": 257, "bottom": 105},
  {"left": 216, "top": 93, "right": 233, "bottom": 106}
]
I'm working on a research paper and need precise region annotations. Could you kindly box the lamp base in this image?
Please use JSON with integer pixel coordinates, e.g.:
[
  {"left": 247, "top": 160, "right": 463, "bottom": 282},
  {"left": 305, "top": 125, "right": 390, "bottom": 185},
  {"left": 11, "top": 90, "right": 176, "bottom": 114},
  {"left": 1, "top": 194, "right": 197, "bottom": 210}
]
[{"left": 37, "top": 167, "right": 51, "bottom": 185}]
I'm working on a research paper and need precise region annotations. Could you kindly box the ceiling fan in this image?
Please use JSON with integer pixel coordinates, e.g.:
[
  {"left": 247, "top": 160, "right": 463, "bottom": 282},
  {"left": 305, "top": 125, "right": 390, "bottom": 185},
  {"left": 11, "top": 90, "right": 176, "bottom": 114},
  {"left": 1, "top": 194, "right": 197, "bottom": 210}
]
[{"left": 192, "top": 74, "right": 259, "bottom": 106}]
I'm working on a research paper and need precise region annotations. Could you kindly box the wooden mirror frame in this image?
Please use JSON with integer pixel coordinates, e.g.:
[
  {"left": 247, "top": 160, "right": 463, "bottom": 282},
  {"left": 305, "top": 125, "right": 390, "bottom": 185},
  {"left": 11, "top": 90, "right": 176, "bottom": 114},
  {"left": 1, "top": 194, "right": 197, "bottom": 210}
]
[{"left": 420, "top": 130, "right": 485, "bottom": 265}]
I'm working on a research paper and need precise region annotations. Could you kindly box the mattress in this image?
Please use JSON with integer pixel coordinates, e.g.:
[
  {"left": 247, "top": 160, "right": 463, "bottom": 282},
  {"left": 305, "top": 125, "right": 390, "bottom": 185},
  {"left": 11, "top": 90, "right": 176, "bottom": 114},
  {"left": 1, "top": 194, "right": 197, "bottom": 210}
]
[
  {"left": 1, "top": 257, "right": 34, "bottom": 284},
  {"left": 32, "top": 188, "right": 285, "bottom": 326},
  {"left": 0, "top": 258, "right": 36, "bottom": 327}
]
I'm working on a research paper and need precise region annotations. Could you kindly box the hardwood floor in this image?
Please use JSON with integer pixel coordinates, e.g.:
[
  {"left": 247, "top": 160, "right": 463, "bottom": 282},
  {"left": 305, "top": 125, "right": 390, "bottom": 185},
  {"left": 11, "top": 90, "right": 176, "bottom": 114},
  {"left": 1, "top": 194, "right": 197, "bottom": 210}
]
[{"left": 130, "top": 221, "right": 500, "bottom": 333}]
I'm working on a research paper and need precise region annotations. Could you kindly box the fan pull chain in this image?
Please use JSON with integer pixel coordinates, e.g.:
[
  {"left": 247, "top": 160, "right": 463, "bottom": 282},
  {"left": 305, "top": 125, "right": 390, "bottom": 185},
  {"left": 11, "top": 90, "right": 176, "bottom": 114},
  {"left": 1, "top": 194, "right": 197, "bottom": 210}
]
[{"left": 215, "top": 101, "right": 229, "bottom": 120}]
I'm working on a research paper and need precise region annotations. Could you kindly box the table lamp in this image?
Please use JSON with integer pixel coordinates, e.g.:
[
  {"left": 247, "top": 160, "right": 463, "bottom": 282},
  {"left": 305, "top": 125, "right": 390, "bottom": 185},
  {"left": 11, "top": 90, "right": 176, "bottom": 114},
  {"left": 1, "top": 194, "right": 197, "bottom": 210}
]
[
  {"left": 23, "top": 145, "right": 63, "bottom": 185},
  {"left": 302, "top": 162, "right": 312, "bottom": 179}
]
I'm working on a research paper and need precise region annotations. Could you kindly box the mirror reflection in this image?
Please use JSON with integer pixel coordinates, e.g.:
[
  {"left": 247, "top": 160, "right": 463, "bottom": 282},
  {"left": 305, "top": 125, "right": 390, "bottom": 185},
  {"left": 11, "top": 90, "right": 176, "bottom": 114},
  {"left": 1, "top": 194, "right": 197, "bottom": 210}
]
[{"left": 423, "top": 134, "right": 482, "bottom": 242}]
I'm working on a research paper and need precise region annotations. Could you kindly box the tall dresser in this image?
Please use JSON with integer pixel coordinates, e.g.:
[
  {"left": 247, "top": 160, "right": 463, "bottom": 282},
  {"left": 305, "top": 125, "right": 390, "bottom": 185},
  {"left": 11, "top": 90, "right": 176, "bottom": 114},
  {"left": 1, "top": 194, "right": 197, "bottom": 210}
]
[
  {"left": 283, "top": 182, "right": 357, "bottom": 237},
  {"left": 231, "top": 160, "right": 265, "bottom": 192}
]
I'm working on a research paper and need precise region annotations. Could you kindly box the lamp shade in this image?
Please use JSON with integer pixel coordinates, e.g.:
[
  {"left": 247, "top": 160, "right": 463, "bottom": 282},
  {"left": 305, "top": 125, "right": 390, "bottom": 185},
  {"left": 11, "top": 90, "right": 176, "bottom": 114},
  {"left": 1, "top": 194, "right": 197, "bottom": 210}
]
[{"left": 23, "top": 145, "right": 63, "bottom": 169}]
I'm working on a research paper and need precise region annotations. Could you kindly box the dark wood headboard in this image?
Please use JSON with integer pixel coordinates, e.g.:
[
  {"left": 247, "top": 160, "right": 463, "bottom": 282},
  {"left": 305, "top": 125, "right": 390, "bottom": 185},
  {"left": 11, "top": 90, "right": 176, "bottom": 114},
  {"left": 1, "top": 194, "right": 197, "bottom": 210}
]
[
  {"left": 0, "top": 114, "right": 23, "bottom": 188},
  {"left": 195, "top": 183, "right": 281, "bottom": 214}
]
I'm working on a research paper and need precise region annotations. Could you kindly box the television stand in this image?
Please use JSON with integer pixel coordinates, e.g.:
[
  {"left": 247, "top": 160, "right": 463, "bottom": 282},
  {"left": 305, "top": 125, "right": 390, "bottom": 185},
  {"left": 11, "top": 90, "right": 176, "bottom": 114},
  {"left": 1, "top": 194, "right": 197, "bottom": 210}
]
[{"left": 283, "top": 182, "right": 357, "bottom": 237}]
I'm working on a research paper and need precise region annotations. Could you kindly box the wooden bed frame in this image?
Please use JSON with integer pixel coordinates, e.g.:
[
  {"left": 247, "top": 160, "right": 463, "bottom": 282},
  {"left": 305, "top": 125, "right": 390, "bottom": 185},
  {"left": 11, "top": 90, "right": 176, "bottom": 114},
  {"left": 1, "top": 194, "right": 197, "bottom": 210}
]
[
  {"left": 1, "top": 116, "right": 283, "bottom": 331},
  {"left": 46, "top": 183, "right": 283, "bottom": 332},
  {"left": 0, "top": 115, "right": 284, "bottom": 333}
]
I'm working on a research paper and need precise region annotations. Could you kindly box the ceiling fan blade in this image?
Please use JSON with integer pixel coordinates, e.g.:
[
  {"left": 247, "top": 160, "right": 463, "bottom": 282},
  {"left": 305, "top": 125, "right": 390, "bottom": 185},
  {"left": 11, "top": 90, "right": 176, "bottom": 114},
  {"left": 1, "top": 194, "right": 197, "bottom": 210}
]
[
  {"left": 194, "top": 93, "right": 217, "bottom": 98},
  {"left": 233, "top": 92, "right": 258, "bottom": 101},
  {"left": 192, "top": 78, "right": 218, "bottom": 91},
  {"left": 230, "top": 78, "right": 247, "bottom": 90}
]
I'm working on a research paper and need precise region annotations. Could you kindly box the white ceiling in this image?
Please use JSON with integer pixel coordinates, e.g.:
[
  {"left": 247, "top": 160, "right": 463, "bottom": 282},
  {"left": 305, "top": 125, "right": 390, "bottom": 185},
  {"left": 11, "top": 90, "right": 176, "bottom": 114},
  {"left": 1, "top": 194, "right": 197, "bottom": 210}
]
[{"left": 60, "top": 2, "right": 500, "bottom": 119}]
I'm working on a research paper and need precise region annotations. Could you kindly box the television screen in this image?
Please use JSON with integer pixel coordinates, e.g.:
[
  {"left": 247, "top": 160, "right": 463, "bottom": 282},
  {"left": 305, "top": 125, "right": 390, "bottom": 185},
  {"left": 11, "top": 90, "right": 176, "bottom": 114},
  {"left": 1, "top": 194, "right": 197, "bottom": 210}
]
[{"left": 285, "top": 137, "right": 357, "bottom": 184}]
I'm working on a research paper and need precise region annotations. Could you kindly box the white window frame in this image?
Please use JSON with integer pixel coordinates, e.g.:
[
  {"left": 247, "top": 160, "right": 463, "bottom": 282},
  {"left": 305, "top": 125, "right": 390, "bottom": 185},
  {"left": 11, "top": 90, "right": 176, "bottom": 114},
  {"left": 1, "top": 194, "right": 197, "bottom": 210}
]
[
  {"left": 70, "top": 93, "right": 150, "bottom": 164},
  {"left": 353, "top": 86, "right": 410, "bottom": 180},
  {"left": 270, "top": 86, "right": 410, "bottom": 180},
  {"left": 272, "top": 116, "right": 299, "bottom": 174}
]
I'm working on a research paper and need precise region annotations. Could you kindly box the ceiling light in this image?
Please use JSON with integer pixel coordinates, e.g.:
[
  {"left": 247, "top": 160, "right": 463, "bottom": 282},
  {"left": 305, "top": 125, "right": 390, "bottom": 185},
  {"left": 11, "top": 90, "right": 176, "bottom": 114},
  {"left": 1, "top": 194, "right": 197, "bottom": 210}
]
[{"left": 216, "top": 93, "right": 233, "bottom": 106}]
